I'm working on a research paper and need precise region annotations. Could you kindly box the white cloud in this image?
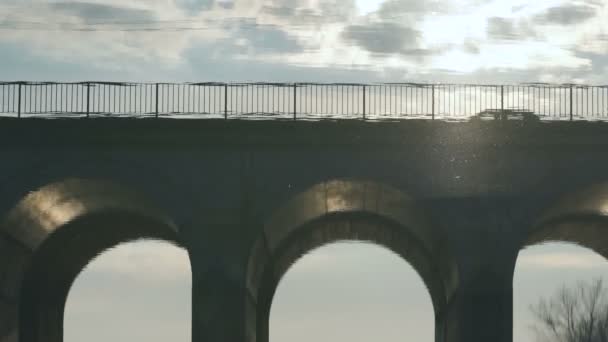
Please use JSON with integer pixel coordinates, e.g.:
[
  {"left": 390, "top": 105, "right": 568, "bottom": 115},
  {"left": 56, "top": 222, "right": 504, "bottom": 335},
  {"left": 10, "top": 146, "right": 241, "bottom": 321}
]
[
  {"left": 1, "top": 0, "right": 605, "bottom": 81},
  {"left": 356, "top": 0, "right": 385, "bottom": 15}
]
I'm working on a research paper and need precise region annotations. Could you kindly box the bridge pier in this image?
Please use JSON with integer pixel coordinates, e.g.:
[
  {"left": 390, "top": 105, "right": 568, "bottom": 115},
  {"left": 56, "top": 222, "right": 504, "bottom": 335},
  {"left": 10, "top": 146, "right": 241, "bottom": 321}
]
[
  {"left": 443, "top": 273, "right": 513, "bottom": 342},
  {"left": 432, "top": 200, "right": 521, "bottom": 342},
  {"left": 191, "top": 265, "right": 255, "bottom": 342},
  {"left": 187, "top": 220, "right": 258, "bottom": 342}
]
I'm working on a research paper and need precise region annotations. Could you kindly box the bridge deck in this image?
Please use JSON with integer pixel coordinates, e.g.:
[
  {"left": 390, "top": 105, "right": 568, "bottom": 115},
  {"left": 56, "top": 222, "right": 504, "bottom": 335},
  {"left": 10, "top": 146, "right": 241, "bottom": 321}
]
[{"left": 1, "top": 117, "right": 608, "bottom": 148}]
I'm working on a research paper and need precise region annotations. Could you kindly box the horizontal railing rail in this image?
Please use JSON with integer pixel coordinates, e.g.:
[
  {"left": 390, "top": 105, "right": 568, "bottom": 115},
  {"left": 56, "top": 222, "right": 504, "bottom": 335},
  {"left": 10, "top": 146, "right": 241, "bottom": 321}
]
[{"left": 1, "top": 81, "right": 607, "bottom": 120}]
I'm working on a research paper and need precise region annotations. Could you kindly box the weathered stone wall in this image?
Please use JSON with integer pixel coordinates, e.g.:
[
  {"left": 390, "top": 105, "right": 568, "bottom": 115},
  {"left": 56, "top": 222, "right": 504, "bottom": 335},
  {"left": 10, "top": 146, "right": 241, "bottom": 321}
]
[{"left": 1, "top": 118, "right": 608, "bottom": 342}]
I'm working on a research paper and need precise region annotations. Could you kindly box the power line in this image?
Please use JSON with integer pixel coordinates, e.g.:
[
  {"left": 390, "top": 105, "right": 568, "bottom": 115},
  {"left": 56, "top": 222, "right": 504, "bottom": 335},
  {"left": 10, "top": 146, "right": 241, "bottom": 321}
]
[
  {"left": 4, "top": 9, "right": 570, "bottom": 33},
  {"left": 0, "top": 10, "right": 387, "bottom": 32},
  {"left": 0, "top": 19, "right": 215, "bottom": 32},
  {"left": 0, "top": 17, "right": 284, "bottom": 32},
  {"left": 0, "top": 25, "right": 213, "bottom": 32}
]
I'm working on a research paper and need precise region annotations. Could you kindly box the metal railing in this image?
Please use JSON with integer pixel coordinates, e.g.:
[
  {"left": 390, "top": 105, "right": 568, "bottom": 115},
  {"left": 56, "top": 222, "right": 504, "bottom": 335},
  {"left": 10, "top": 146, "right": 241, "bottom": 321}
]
[{"left": 1, "top": 81, "right": 608, "bottom": 121}]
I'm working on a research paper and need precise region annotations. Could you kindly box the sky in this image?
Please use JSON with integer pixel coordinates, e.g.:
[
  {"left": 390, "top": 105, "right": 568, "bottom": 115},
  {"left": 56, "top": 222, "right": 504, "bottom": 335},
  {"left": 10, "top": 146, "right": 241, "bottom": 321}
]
[
  {"left": 64, "top": 240, "right": 608, "bottom": 342},
  {"left": 0, "top": 0, "right": 606, "bottom": 83},
  {"left": 2, "top": 0, "right": 607, "bottom": 341}
]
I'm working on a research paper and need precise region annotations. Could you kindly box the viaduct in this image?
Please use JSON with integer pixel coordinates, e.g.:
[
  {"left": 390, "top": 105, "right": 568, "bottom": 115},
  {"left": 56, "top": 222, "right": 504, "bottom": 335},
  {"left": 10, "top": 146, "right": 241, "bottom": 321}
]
[{"left": 1, "top": 117, "right": 608, "bottom": 342}]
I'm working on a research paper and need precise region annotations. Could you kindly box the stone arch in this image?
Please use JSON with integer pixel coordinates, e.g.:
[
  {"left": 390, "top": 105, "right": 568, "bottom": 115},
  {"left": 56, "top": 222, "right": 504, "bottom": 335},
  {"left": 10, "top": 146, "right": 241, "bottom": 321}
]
[
  {"left": 0, "top": 178, "right": 188, "bottom": 342},
  {"left": 524, "top": 182, "right": 608, "bottom": 256},
  {"left": 246, "top": 179, "right": 458, "bottom": 342},
  {"left": 512, "top": 182, "right": 608, "bottom": 342}
]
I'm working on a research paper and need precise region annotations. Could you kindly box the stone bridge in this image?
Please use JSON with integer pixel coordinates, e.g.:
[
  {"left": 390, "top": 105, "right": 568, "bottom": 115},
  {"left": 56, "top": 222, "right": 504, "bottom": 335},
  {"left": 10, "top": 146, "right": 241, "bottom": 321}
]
[{"left": 1, "top": 118, "right": 608, "bottom": 342}]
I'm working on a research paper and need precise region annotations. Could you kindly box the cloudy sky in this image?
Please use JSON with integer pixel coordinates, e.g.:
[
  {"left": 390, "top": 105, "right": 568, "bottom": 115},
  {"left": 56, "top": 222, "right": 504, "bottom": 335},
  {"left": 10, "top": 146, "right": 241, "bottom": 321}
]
[
  {"left": 0, "top": 0, "right": 606, "bottom": 83},
  {"left": 64, "top": 240, "right": 608, "bottom": 342},
  {"left": 3, "top": 0, "right": 607, "bottom": 341}
]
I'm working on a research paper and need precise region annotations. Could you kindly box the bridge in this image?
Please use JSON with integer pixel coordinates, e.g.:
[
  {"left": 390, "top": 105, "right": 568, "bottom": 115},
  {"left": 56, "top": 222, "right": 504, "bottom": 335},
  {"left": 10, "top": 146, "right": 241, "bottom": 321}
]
[{"left": 1, "top": 82, "right": 608, "bottom": 342}]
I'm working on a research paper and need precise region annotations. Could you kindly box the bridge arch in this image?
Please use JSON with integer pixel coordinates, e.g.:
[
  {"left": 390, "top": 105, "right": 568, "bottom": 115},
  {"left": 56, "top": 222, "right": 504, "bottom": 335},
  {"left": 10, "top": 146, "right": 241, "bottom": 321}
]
[
  {"left": 246, "top": 179, "right": 458, "bottom": 342},
  {"left": 0, "top": 178, "right": 188, "bottom": 342},
  {"left": 513, "top": 183, "right": 608, "bottom": 342},
  {"left": 523, "top": 182, "right": 608, "bottom": 256}
]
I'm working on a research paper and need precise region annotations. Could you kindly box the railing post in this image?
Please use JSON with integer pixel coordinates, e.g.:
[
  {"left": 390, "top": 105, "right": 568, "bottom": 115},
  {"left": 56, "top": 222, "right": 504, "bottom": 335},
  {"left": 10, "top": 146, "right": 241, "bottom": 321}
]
[
  {"left": 293, "top": 83, "right": 297, "bottom": 120},
  {"left": 362, "top": 85, "right": 366, "bottom": 120},
  {"left": 431, "top": 84, "right": 435, "bottom": 120},
  {"left": 86, "top": 82, "right": 90, "bottom": 118},
  {"left": 224, "top": 83, "right": 228, "bottom": 119},
  {"left": 500, "top": 85, "right": 504, "bottom": 114},
  {"left": 155, "top": 83, "right": 159, "bottom": 118},
  {"left": 569, "top": 84, "right": 573, "bottom": 121},
  {"left": 17, "top": 83, "right": 22, "bottom": 118}
]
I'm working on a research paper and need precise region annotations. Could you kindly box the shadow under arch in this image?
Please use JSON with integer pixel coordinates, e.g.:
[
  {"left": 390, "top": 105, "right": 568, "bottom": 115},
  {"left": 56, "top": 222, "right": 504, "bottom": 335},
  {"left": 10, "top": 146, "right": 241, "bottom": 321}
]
[
  {"left": 246, "top": 179, "right": 458, "bottom": 342},
  {"left": 524, "top": 182, "right": 608, "bottom": 257},
  {"left": 0, "top": 178, "right": 189, "bottom": 342}
]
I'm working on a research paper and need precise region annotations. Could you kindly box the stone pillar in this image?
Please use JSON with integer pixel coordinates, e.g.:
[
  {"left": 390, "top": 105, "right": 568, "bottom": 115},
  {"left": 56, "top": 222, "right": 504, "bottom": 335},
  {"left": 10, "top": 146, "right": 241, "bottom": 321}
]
[
  {"left": 188, "top": 221, "right": 258, "bottom": 342},
  {"left": 0, "top": 235, "right": 30, "bottom": 342},
  {"left": 0, "top": 301, "right": 18, "bottom": 342},
  {"left": 191, "top": 263, "right": 256, "bottom": 342},
  {"left": 442, "top": 269, "right": 513, "bottom": 342},
  {"left": 431, "top": 200, "right": 522, "bottom": 342}
]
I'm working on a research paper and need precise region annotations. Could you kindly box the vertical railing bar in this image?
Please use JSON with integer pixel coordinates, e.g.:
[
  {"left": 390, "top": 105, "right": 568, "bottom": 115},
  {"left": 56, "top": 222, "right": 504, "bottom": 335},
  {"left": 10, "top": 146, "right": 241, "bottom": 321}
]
[
  {"left": 187, "top": 83, "right": 190, "bottom": 115},
  {"left": 345, "top": 84, "right": 348, "bottom": 117},
  {"left": 86, "top": 82, "right": 90, "bottom": 118},
  {"left": 198, "top": 84, "right": 202, "bottom": 115},
  {"left": 155, "top": 83, "right": 159, "bottom": 118},
  {"left": 362, "top": 85, "right": 366, "bottom": 120},
  {"left": 33, "top": 84, "right": 39, "bottom": 115},
  {"left": 431, "top": 84, "right": 435, "bottom": 120},
  {"left": 308, "top": 83, "right": 316, "bottom": 115},
  {"left": 170, "top": 83, "right": 174, "bottom": 114},
  {"left": 446, "top": 85, "right": 450, "bottom": 117},
  {"left": 27, "top": 84, "right": 31, "bottom": 115},
  {"left": 293, "top": 83, "right": 297, "bottom": 120},
  {"left": 129, "top": 83, "right": 133, "bottom": 115},
  {"left": 113, "top": 84, "right": 117, "bottom": 115},
  {"left": 399, "top": 85, "right": 402, "bottom": 117},
  {"left": 35, "top": 84, "right": 40, "bottom": 115},
  {"left": 118, "top": 84, "right": 122, "bottom": 114},
  {"left": 570, "top": 84, "right": 573, "bottom": 121},
  {"left": 549, "top": 85, "right": 553, "bottom": 118},
  {"left": 17, "top": 83, "right": 22, "bottom": 118},
  {"left": 592, "top": 86, "right": 595, "bottom": 117},
  {"left": 179, "top": 84, "right": 183, "bottom": 114},
  {"left": 4, "top": 84, "right": 7, "bottom": 114},
  {"left": 224, "top": 83, "right": 228, "bottom": 119},
  {"left": 500, "top": 85, "right": 504, "bottom": 118},
  {"left": 103, "top": 84, "right": 107, "bottom": 114},
  {"left": 6, "top": 84, "right": 9, "bottom": 114}
]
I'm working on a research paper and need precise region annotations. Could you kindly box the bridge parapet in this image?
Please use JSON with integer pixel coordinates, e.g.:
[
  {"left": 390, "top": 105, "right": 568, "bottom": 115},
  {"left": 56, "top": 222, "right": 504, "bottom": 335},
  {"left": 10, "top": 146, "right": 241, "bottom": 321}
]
[{"left": 1, "top": 82, "right": 607, "bottom": 121}]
